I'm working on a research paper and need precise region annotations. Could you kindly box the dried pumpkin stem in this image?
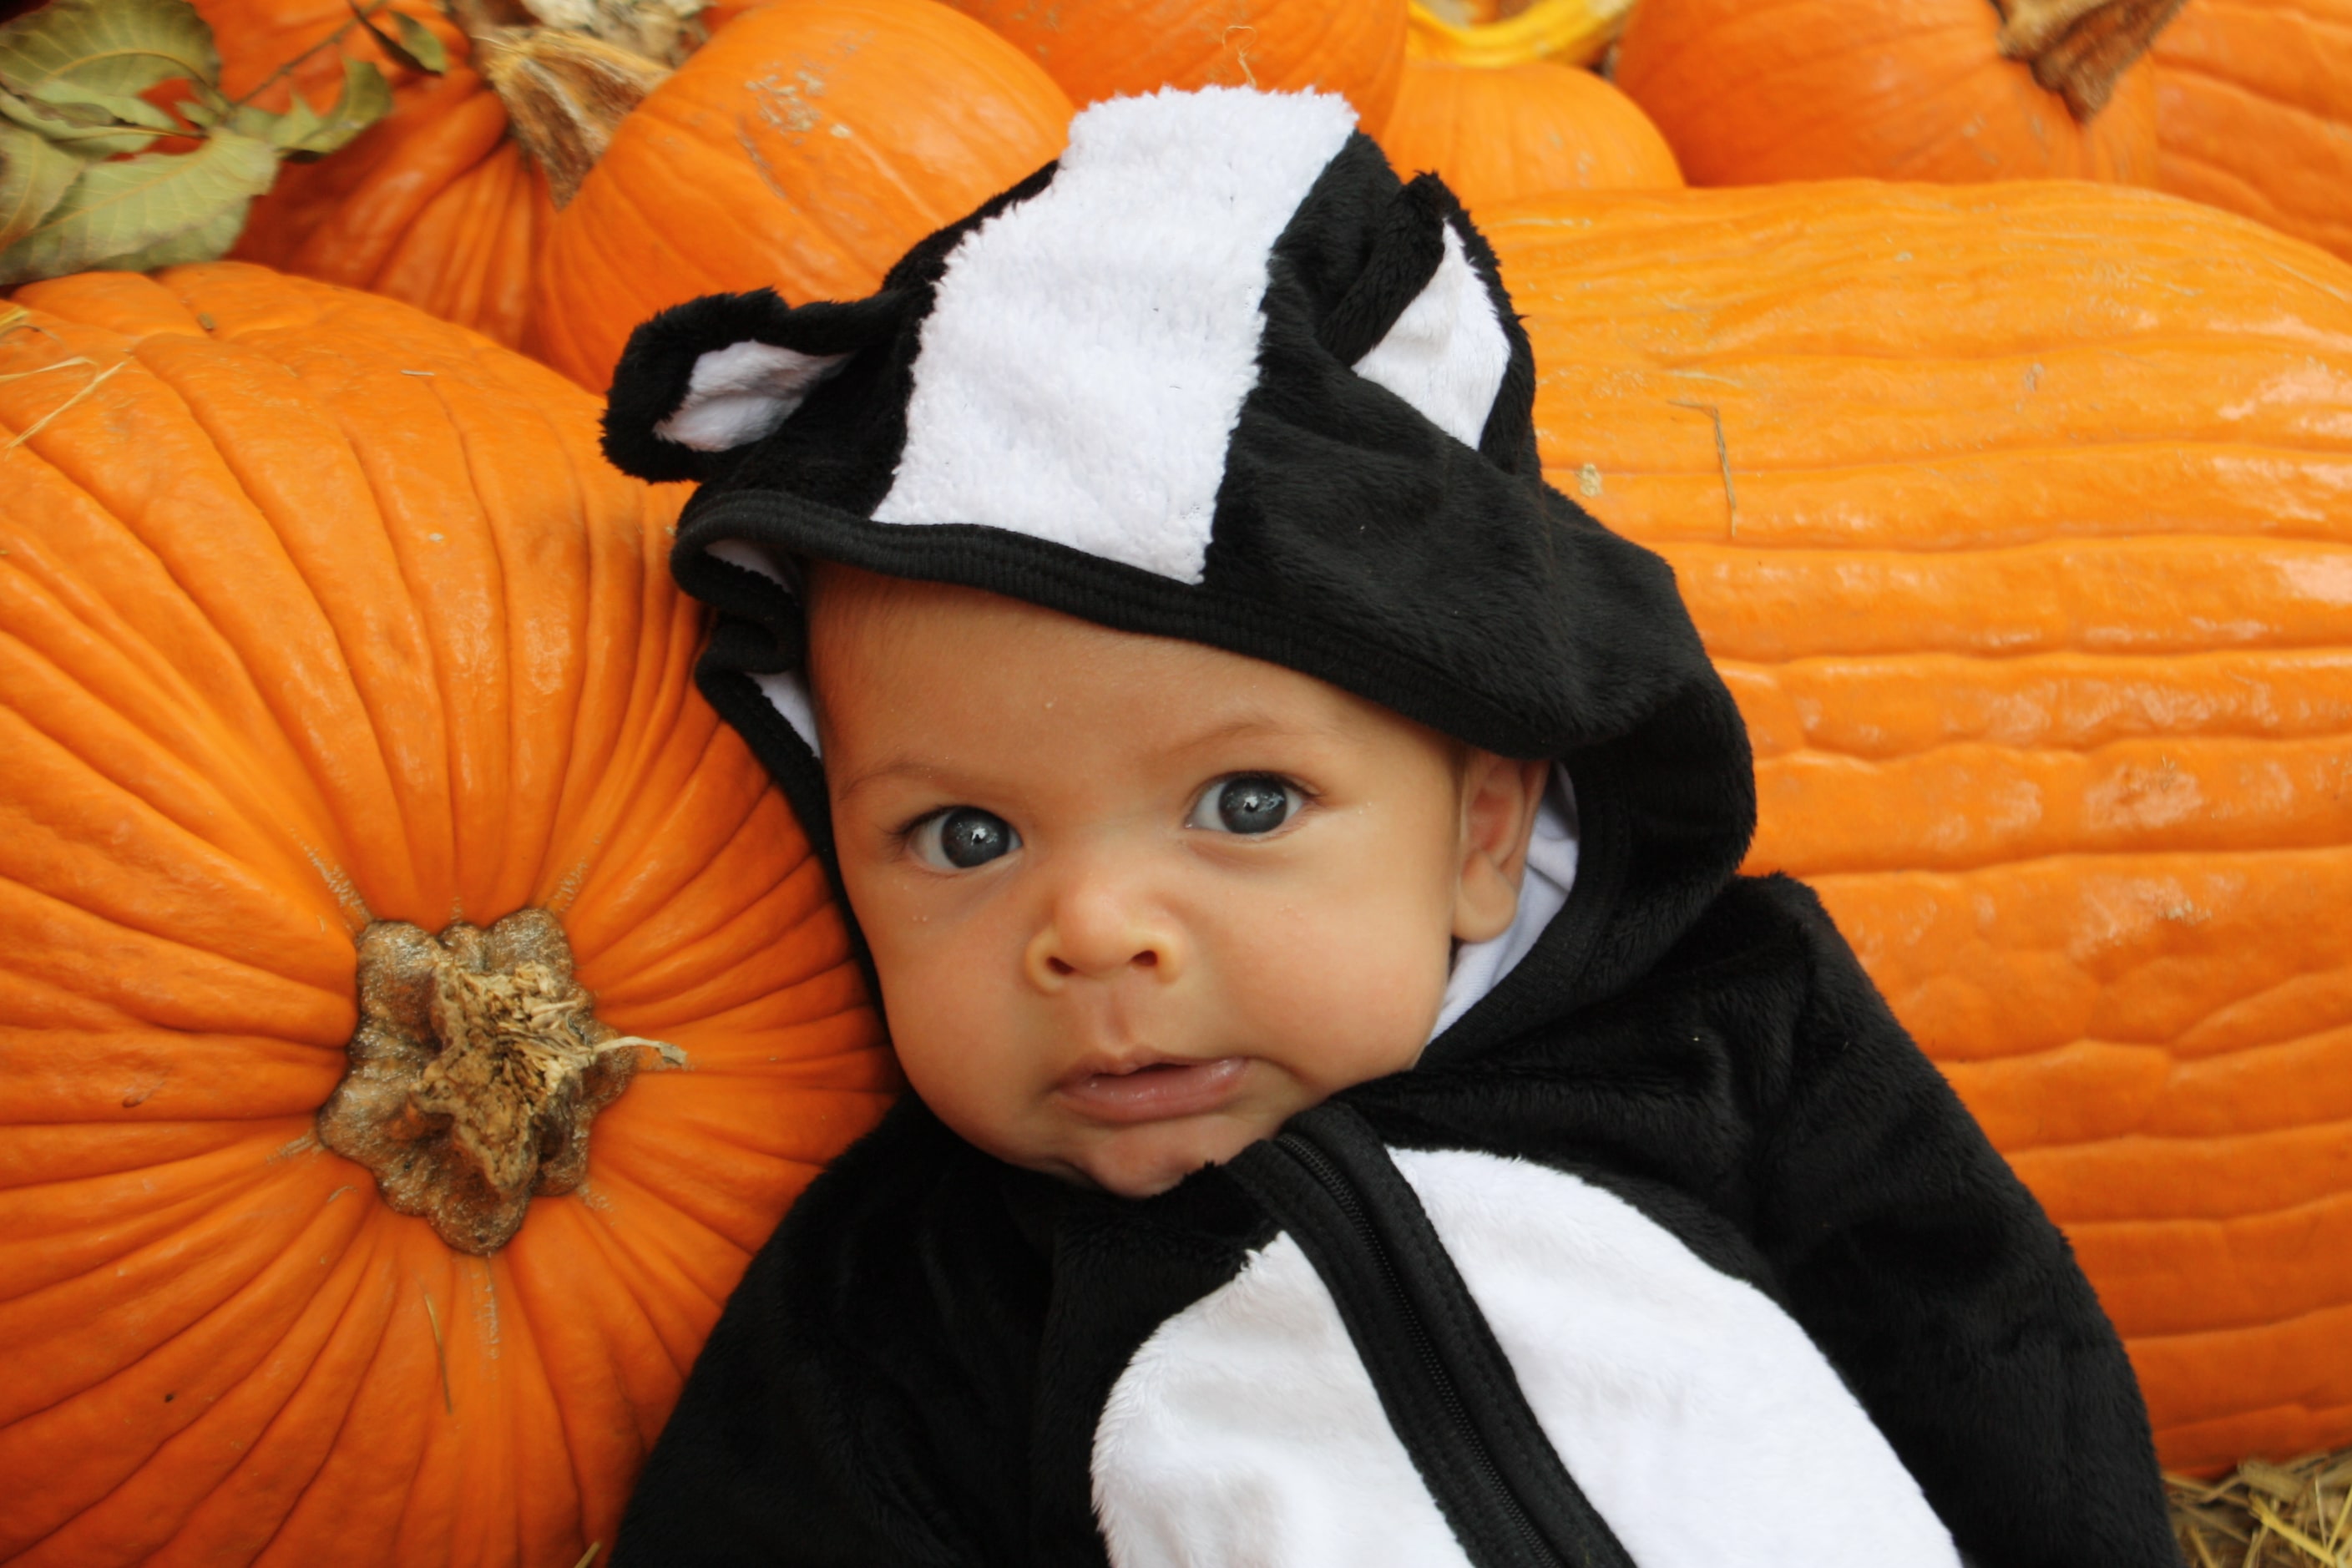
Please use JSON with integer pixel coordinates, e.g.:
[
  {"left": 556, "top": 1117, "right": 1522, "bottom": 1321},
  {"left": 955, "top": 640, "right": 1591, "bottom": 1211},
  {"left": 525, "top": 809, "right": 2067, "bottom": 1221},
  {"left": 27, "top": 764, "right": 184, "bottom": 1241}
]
[
  {"left": 316, "top": 908, "right": 680, "bottom": 1255},
  {"left": 473, "top": 27, "right": 670, "bottom": 206},
  {"left": 1991, "top": 0, "right": 2191, "bottom": 120}
]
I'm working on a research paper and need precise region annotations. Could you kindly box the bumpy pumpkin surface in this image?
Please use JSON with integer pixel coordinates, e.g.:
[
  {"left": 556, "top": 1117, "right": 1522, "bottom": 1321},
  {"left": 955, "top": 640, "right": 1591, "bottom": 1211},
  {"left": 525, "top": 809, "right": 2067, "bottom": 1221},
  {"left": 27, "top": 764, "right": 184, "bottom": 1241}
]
[
  {"left": 2152, "top": 0, "right": 2352, "bottom": 264},
  {"left": 528, "top": 0, "right": 1073, "bottom": 392},
  {"left": 1374, "top": 58, "right": 1681, "bottom": 212},
  {"left": 1611, "top": 0, "right": 2162, "bottom": 185},
  {"left": 1485, "top": 181, "right": 2352, "bottom": 1473},
  {"left": 0, "top": 265, "right": 892, "bottom": 1565}
]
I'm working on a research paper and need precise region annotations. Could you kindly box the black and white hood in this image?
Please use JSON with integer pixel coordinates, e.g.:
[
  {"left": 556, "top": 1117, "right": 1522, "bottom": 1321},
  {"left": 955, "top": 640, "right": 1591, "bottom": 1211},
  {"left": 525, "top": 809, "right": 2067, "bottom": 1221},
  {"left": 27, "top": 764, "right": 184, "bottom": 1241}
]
[{"left": 604, "top": 88, "right": 2176, "bottom": 1568}]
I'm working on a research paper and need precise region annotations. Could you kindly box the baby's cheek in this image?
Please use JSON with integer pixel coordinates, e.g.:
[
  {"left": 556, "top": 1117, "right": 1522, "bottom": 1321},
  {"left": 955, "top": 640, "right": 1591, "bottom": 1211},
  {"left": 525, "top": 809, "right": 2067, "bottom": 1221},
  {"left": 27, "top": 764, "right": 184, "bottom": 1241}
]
[{"left": 1222, "top": 898, "right": 1452, "bottom": 1082}]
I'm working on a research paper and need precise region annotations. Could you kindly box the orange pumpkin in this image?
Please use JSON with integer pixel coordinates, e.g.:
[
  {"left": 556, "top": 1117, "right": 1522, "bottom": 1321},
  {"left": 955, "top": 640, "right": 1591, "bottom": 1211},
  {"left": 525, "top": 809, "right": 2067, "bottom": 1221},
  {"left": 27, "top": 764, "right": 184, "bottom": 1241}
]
[
  {"left": 1610, "top": 0, "right": 2162, "bottom": 185},
  {"left": 1485, "top": 180, "right": 2352, "bottom": 1473},
  {"left": 528, "top": 0, "right": 1073, "bottom": 393},
  {"left": 228, "top": 58, "right": 558, "bottom": 352},
  {"left": 2152, "top": 0, "right": 2352, "bottom": 263},
  {"left": 0, "top": 264, "right": 892, "bottom": 1564},
  {"left": 942, "top": 0, "right": 1409, "bottom": 131},
  {"left": 1375, "top": 58, "right": 1681, "bottom": 211}
]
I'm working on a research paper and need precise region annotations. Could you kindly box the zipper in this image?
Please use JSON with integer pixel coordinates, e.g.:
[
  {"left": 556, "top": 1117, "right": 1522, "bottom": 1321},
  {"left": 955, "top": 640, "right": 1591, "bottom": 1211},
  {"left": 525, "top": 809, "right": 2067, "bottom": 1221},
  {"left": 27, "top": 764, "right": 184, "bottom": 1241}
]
[{"left": 1272, "top": 1129, "right": 1566, "bottom": 1568}]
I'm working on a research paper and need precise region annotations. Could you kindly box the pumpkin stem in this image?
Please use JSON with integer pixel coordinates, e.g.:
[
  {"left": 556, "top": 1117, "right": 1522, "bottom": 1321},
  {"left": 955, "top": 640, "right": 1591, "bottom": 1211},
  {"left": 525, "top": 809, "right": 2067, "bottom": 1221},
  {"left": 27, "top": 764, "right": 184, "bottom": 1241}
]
[
  {"left": 474, "top": 28, "right": 670, "bottom": 206},
  {"left": 317, "top": 909, "right": 681, "bottom": 1256},
  {"left": 1991, "top": 0, "right": 2190, "bottom": 120}
]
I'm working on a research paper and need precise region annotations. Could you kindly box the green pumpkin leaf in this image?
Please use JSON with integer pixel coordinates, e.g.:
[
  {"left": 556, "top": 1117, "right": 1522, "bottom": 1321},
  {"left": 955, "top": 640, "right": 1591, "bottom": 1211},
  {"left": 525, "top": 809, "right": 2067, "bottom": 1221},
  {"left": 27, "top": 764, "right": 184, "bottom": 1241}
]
[
  {"left": 0, "top": 81, "right": 154, "bottom": 158},
  {"left": 254, "top": 89, "right": 323, "bottom": 150},
  {"left": 277, "top": 56, "right": 390, "bottom": 157},
  {"left": 389, "top": 12, "right": 448, "bottom": 76},
  {"left": 0, "top": 129, "right": 276, "bottom": 286},
  {"left": 344, "top": 2, "right": 444, "bottom": 78},
  {"left": 0, "top": 120, "right": 80, "bottom": 248},
  {"left": 0, "top": 0, "right": 218, "bottom": 103},
  {"left": 99, "top": 188, "right": 252, "bottom": 273}
]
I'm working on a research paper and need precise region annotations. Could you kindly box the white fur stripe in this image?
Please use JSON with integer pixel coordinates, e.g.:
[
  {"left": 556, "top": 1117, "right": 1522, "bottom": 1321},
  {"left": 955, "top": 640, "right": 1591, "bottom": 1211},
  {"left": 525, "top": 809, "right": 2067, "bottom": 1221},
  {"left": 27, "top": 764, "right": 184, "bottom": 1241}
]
[
  {"left": 1092, "top": 1230, "right": 1472, "bottom": 1567},
  {"left": 871, "top": 88, "right": 1360, "bottom": 584},
  {"left": 1092, "top": 1151, "right": 1962, "bottom": 1568},
  {"left": 1350, "top": 222, "right": 1510, "bottom": 449}
]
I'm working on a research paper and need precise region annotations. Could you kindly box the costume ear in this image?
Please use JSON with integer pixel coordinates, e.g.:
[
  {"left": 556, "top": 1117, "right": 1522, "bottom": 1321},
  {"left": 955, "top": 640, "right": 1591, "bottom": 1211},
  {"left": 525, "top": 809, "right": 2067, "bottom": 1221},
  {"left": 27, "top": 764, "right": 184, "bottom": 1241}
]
[
  {"left": 601, "top": 287, "right": 903, "bottom": 483},
  {"left": 1318, "top": 173, "right": 1515, "bottom": 453}
]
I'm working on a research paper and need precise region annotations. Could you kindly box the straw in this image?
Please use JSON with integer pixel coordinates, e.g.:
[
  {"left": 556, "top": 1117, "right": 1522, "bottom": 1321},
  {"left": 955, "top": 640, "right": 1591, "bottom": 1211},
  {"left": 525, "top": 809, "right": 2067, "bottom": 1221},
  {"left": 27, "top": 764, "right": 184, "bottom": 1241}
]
[{"left": 2171, "top": 1447, "right": 2352, "bottom": 1567}]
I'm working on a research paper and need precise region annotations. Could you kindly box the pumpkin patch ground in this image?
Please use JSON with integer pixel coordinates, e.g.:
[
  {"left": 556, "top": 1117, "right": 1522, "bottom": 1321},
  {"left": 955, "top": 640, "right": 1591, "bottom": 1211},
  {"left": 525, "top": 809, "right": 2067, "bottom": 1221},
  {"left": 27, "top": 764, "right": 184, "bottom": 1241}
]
[{"left": 3, "top": 0, "right": 2351, "bottom": 1561}]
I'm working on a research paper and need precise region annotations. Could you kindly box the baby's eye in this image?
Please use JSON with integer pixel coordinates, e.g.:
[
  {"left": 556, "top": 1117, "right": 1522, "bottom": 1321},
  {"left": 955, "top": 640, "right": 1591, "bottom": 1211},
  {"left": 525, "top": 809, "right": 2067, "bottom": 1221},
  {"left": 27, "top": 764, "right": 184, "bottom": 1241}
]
[
  {"left": 909, "top": 807, "right": 1021, "bottom": 870},
  {"left": 1186, "top": 775, "right": 1302, "bottom": 836}
]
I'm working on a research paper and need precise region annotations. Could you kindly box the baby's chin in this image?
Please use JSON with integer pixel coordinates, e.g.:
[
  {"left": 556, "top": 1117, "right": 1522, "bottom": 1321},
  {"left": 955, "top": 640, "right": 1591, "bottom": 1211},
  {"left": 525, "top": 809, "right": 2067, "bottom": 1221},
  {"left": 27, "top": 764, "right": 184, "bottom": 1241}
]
[{"left": 1046, "top": 1114, "right": 1278, "bottom": 1199}]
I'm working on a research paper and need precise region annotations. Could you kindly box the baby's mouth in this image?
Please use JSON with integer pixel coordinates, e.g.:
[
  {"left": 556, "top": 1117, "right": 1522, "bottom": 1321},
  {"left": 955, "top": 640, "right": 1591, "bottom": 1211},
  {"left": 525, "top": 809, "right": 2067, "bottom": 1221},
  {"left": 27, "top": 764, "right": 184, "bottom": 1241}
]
[{"left": 1055, "top": 1057, "right": 1249, "bottom": 1123}]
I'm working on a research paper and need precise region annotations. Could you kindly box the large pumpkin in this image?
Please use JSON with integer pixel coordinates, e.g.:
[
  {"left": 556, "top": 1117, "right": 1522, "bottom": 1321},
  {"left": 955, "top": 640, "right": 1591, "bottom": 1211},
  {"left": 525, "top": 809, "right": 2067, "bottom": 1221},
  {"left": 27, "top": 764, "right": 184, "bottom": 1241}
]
[
  {"left": 0, "top": 265, "right": 892, "bottom": 1564},
  {"left": 528, "top": 0, "right": 1073, "bottom": 392},
  {"left": 942, "top": 0, "right": 1409, "bottom": 130},
  {"left": 1610, "top": 0, "right": 2163, "bottom": 185},
  {"left": 1374, "top": 57, "right": 1681, "bottom": 210},
  {"left": 1485, "top": 180, "right": 2352, "bottom": 1472},
  {"left": 2152, "top": 0, "right": 2352, "bottom": 264}
]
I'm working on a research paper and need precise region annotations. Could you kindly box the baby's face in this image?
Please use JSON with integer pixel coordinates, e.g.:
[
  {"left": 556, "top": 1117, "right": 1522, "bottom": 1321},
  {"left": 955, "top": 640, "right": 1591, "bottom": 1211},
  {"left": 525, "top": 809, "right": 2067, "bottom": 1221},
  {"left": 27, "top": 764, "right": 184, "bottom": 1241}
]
[{"left": 808, "top": 568, "right": 1541, "bottom": 1198}]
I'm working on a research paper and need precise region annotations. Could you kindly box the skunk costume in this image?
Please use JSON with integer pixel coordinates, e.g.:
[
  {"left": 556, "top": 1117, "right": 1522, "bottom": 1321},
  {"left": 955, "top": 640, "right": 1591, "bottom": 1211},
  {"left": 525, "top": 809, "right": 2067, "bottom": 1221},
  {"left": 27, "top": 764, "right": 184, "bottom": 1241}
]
[{"left": 599, "top": 88, "right": 2177, "bottom": 1568}]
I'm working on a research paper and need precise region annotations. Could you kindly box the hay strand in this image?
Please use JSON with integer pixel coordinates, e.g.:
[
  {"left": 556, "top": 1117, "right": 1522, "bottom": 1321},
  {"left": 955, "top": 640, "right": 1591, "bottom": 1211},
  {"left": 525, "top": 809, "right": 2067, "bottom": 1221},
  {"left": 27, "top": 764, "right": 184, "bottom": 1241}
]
[{"left": 2172, "top": 1447, "right": 2352, "bottom": 1567}]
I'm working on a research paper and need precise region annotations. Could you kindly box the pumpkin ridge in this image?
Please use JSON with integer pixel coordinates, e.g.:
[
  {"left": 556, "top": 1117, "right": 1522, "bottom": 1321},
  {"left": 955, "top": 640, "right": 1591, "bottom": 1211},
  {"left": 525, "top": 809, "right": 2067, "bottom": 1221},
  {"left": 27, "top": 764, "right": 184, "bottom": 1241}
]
[
  {"left": 0, "top": 396, "right": 391, "bottom": 916},
  {"left": 119, "top": 1220, "right": 385, "bottom": 1565},
  {"left": 124, "top": 341, "right": 458, "bottom": 910},
  {"left": 0, "top": 1179, "right": 373, "bottom": 1565},
  {"left": 583, "top": 846, "right": 832, "bottom": 1007},
  {"left": 561, "top": 733, "right": 776, "bottom": 962}
]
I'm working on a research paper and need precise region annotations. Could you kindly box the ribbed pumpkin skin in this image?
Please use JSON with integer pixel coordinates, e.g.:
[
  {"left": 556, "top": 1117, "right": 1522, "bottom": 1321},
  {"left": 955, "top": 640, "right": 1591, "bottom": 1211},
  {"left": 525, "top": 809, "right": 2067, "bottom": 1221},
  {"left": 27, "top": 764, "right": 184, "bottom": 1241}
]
[
  {"left": 942, "top": 0, "right": 1408, "bottom": 132},
  {"left": 1485, "top": 182, "right": 2352, "bottom": 1473},
  {"left": 1375, "top": 59, "right": 1681, "bottom": 212},
  {"left": 2152, "top": 0, "right": 2352, "bottom": 263},
  {"left": 528, "top": 0, "right": 1072, "bottom": 393},
  {"left": 1611, "top": 0, "right": 2160, "bottom": 185},
  {"left": 0, "top": 266, "right": 893, "bottom": 1565}
]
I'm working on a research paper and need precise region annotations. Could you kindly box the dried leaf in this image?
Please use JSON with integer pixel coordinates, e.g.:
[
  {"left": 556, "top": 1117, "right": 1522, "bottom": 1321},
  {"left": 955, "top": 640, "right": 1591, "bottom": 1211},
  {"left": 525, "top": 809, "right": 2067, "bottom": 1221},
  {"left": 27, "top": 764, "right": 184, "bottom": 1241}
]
[
  {"left": 0, "top": 121, "right": 78, "bottom": 248},
  {"left": 0, "top": 129, "right": 276, "bottom": 286},
  {"left": 0, "top": 0, "right": 218, "bottom": 102}
]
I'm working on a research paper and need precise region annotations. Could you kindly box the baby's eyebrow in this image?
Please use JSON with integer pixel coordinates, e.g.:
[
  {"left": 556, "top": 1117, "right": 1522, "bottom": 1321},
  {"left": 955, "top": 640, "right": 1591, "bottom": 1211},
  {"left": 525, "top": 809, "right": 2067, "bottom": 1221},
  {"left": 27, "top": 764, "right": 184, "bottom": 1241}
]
[{"left": 829, "top": 756, "right": 957, "bottom": 805}]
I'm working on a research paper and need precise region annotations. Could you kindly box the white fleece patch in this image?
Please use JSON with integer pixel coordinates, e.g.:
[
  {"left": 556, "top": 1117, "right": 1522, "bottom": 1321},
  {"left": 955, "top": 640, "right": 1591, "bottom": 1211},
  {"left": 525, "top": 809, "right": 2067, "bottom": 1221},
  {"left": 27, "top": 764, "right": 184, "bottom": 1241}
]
[
  {"left": 1091, "top": 1231, "right": 1474, "bottom": 1568},
  {"left": 1093, "top": 1151, "right": 1961, "bottom": 1568},
  {"left": 655, "top": 341, "right": 849, "bottom": 452},
  {"left": 870, "top": 88, "right": 1359, "bottom": 584},
  {"left": 1350, "top": 221, "right": 1510, "bottom": 450}
]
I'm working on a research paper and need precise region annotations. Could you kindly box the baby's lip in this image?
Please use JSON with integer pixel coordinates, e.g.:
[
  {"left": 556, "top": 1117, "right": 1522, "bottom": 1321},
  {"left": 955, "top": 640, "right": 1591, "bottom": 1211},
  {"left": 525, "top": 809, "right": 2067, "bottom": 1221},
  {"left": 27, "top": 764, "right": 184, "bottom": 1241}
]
[{"left": 1054, "top": 1056, "right": 1249, "bottom": 1123}]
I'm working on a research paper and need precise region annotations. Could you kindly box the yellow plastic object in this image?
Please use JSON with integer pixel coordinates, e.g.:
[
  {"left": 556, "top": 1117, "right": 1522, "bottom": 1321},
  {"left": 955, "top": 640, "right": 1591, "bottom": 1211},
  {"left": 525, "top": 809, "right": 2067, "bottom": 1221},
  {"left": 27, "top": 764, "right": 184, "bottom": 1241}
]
[{"left": 1404, "top": 0, "right": 1636, "bottom": 68}]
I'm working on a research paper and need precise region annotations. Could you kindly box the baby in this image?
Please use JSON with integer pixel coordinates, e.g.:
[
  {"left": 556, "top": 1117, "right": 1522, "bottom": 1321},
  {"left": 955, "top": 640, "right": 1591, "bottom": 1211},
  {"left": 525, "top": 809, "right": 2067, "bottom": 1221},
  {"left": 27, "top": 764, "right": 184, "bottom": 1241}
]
[{"left": 599, "top": 87, "right": 2177, "bottom": 1568}]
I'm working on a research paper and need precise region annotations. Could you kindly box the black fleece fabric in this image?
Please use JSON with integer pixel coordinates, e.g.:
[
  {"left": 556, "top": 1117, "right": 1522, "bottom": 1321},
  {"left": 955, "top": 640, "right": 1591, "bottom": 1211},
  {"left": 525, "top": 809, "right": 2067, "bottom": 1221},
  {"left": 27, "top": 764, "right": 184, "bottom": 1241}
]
[{"left": 598, "top": 94, "right": 2177, "bottom": 1568}]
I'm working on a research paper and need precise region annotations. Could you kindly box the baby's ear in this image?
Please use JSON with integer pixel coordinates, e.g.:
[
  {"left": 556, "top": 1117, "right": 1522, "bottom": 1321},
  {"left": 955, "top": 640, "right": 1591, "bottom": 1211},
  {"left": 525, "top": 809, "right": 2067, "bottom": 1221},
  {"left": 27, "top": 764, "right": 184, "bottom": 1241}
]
[
  {"left": 1320, "top": 172, "right": 1521, "bottom": 461},
  {"left": 601, "top": 288, "right": 903, "bottom": 484}
]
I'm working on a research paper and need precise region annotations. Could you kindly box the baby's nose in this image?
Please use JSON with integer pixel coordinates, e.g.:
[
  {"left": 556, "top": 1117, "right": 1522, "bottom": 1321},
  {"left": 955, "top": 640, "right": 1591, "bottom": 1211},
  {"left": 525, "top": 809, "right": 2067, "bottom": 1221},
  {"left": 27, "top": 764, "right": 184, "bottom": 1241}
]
[{"left": 1024, "top": 881, "right": 1183, "bottom": 989}]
